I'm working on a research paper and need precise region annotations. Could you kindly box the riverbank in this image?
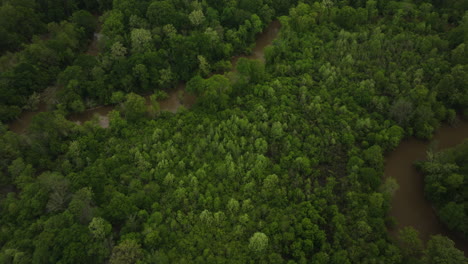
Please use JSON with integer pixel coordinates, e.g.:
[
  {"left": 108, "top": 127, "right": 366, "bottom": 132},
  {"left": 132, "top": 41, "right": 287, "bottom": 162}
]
[
  {"left": 386, "top": 119, "right": 468, "bottom": 255},
  {"left": 7, "top": 20, "right": 280, "bottom": 133}
]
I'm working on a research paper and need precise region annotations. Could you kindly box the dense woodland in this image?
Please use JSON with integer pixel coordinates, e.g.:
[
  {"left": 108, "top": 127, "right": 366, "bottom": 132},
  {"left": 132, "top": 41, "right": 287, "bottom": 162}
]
[
  {"left": 417, "top": 140, "right": 468, "bottom": 240},
  {"left": 0, "top": 0, "right": 468, "bottom": 263}
]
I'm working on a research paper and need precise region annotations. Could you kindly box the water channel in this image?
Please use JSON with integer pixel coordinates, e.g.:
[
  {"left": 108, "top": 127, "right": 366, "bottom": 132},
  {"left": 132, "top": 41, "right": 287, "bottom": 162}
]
[
  {"left": 386, "top": 120, "right": 468, "bottom": 254},
  {"left": 8, "top": 20, "right": 281, "bottom": 132},
  {"left": 6, "top": 17, "right": 468, "bottom": 255}
]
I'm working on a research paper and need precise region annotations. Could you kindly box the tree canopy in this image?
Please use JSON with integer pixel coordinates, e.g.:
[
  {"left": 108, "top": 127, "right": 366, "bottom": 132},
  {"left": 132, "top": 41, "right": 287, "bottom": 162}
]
[{"left": 0, "top": 0, "right": 467, "bottom": 263}]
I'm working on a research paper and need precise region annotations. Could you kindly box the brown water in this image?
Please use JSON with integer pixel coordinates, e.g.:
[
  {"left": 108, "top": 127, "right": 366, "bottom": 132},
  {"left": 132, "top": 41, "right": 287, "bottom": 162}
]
[
  {"left": 386, "top": 120, "right": 468, "bottom": 254},
  {"left": 7, "top": 20, "right": 280, "bottom": 132},
  {"left": 9, "top": 102, "right": 48, "bottom": 133},
  {"left": 155, "top": 83, "right": 197, "bottom": 113},
  {"left": 5, "top": 17, "right": 468, "bottom": 254},
  {"left": 67, "top": 84, "right": 197, "bottom": 127},
  {"left": 232, "top": 20, "right": 280, "bottom": 66},
  {"left": 68, "top": 105, "right": 113, "bottom": 128}
]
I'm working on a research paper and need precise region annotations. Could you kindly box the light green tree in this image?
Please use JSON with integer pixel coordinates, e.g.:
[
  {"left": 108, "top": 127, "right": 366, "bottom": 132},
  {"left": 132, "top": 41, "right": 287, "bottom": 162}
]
[
  {"left": 148, "top": 94, "right": 160, "bottom": 118},
  {"left": 122, "top": 93, "right": 146, "bottom": 121},
  {"left": 158, "top": 67, "right": 173, "bottom": 89},
  {"left": 227, "top": 198, "right": 239, "bottom": 213},
  {"left": 422, "top": 235, "right": 467, "bottom": 264},
  {"left": 397, "top": 227, "right": 423, "bottom": 259},
  {"left": 130, "top": 28, "right": 152, "bottom": 54},
  {"left": 189, "top": 9, "right": 205, "bottom": 26},
  {"left": 68, "top": 187, "right": 94, "bottom": 223},
  {"left": 198, "top": 55, "right": 210, "bottom": 76},
  {"left": 271, "top": 122, "right": 283, "bottom": 139},
  {"left": 110, "top": 41, "right": 127, "bottom": 59},
  {"left": 88, "top": 217, "right": 112, "bottom": 240},
  {"left": 249, "top": 232, "right": 268, "bottom": 253},
  {"left": 109, "top": 239, "right": 143, "bottom": 264}
]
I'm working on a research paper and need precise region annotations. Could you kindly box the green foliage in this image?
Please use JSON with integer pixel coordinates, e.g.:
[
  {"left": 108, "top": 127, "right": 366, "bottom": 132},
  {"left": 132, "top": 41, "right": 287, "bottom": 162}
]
[
  {"left": 0, "top": 3, "right": 45, "bottom": 54},
  {"left": 130, "top": 29, "right": 152, "bottom": 54},
  {"left": 249, "top": 232, "right": 268, "bottom": 254},
  {"left": 1, "top": 1, "right": 468, "bottom": 264},
  {"left": 397, "top": 227, "right": 424, "bottom": 260},
  {"left": 109, "top": 239, "right": 143, "bottom": 264},
  {"left": 70, "top": 10, "right": 96, "bottom": 37},
  {"left": 121, "top": 93, "right": 146, "bottom": 122},
  {"left": 0, "top": 18, "right": 90, "bottom": 121},
  {"left": 418, "top": 140, "right": 468, "bottom": 239},
  {"left": 422, "top": 235, "right": 467, "bottom": 264}
]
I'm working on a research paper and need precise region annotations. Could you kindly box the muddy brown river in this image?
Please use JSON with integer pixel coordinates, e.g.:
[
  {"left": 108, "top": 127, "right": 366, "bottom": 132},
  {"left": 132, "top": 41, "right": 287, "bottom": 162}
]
[
  {"left": 9, "top": 20, "right": 280, "bottom": 133},
  {"left": 386, "top": 120, "right": 468, "bottom": 254},
  {"left": 7, "top": 18, "right": 467, "bottom": 255}
]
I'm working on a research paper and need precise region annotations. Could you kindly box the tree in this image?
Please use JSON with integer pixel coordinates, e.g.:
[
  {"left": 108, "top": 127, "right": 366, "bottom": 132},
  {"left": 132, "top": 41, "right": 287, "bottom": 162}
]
[
  {"left": 133, "top": 64, "right": 149, "bottom": 91},
  {"left": 438, "top": 202, "right": 466, "bottom": 232},
  {"left": 186, "top": 75, "right": 204, "bottom": 96},
  {"left": 148, "top": 94, "right": 160, "bottom": 118},
  {"left": 158, "top": 67, "right": 174, "bottom": 89},
  {"left": 2, "top": 2, "right": 468, "bottom": 264},
  {"left": 191, "top": 74, "right": 231, "bottom": 111},
  {"left": 390, "top": 98, "right": 413, "bottom": 126},
  {"left": 105, "top": 190, "right": 137, "bottom": 224},
  {"left": 146, "top": 1, "right": 177, "bottom": 27},
  {"left": 397, "top": 227, "right": 423, "bottom": 259},
  {"left": 121, "top": 93, "right": 147, "bottom": 122},
  {"left": 41, "top": 172, "right": 70, "bottom": 213},
  {"left": 289, "top": 3, "right": 316, "bottom": 33},
  {"left": 130, "top": 28, "right": 152, "bottom": 54},
  {"left": 271, "top": 122, "right": 283, "bottom": 140},
  {"left": 227, "top": 198, "right": 240, "bottom": 213},
  {"left": 381, "top": 177, "right": 399, "bottom": 198},
  {"left": 236, "top": 58, "right": 265, "bottom": 86},
  {"left": 109, "top": 240, "right": 143, "bottom": 264},
  {"left": 68, "top": 187, "right": 94, "bottom": 224},
  {"left": 249, "top": 232, "right": 268, "bottom": 253},
  {"left": 189, "top": 9, "right": 205, "bottom": 27},
  {"left": 422, "top": 235, "right": 467, "bottom": 264},
  {"left": 197, "top": 55, "right": 210, "bottom": 77},
  {"left": 110, "top": 42, "right": 127, "bottom": 59},
  {"left": 366, "top": 0, "right": 378, "bottom": 22},
  {"left": 70, "top": 10, "right": 96, "bottom": 37},
  {"left": 102, "top": 10, "right": 125, "bottom": 39},
  {"left": 0, "top": 4, "right": 44, "bottom": 54},
  {"left": 263, "top": 174, "right": 279, "bottom": 191},
  {"left": 363, "top": 145, "right": 383, "bottom": 169},
  {"left": 89, "top": 217, "right": 112, "bottom": 240}
]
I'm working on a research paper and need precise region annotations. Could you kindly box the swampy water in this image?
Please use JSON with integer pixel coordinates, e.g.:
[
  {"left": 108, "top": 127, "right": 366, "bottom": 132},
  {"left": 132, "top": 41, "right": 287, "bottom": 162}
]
[
  {"left": 385, "top": 120, "right": 468, "bottom": 254},
  {"left": 9, "top": 20, "right": 281, "bottom": 132}
]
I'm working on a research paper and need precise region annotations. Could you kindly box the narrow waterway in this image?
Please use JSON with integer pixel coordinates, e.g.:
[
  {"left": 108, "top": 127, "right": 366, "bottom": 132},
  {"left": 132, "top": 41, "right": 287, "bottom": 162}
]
[
  {"left": 8, "top": 20, "right": 280, "bottom": 132},
  {"left": 8, "top": 102, "right": 48, "bottom": 133},
  {"left": 386, "top": 120, "right": 468, "bottom": 254},
  {"left": 4, "top": 14, "right": 468, "bottom": 256}
]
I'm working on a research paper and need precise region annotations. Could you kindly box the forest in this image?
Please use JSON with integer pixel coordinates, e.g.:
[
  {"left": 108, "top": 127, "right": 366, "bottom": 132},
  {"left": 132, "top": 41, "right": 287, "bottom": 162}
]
[
  {"left": 417, "top": 140, "right": 468, "bottom": 240},
  {"left": 0, "top": 0, "right": 468, "bottom": 263}
]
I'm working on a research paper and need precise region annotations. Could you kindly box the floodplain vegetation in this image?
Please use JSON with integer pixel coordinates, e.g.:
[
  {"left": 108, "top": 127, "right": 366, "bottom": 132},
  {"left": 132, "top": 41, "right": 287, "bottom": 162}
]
[
  {"left": 418, "top": 140, "right": 468, "bottom": 241},
  {"left": 0, "top": 0, "right": 467, "bottom": 263}
]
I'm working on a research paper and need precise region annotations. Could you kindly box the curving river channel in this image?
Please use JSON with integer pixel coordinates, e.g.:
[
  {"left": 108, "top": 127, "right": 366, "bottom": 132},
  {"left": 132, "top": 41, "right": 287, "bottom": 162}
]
[
  {"left": 7, "top": 18, "right": 467, "bottom": 255},
  {"left": 8, "top": 20, "right": 281, "bottom": 133},
  {"left": 386, "top": 120, "right": 468, "bottom": 255}
]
